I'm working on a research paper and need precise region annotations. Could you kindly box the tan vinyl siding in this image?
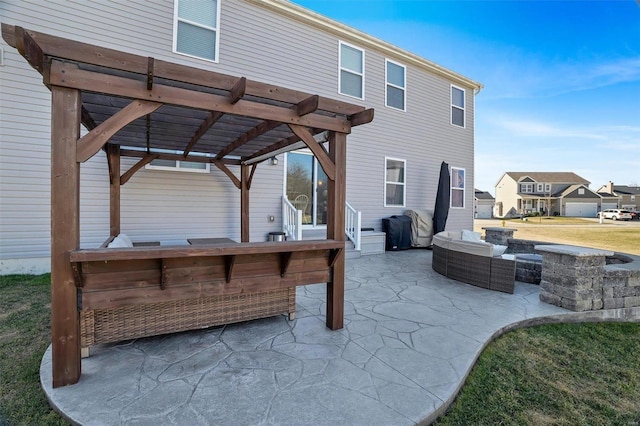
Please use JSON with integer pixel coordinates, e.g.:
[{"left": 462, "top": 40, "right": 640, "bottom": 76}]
[{"left": 0, "top": 0, "right": 477, "bottom": 272}]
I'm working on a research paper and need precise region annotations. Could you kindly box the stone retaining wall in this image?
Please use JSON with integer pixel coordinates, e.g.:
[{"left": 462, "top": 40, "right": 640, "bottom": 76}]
[{"left": 536, "top": 245, "right": 640, "bottom": 312}]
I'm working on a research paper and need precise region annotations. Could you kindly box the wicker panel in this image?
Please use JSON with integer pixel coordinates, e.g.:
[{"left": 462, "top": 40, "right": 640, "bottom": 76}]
[
  {"left": 490, "top": 257, "right": 516, "bottom": 293},
  {"left": 80, "top": 287, "right": 295, "bottom": 348},
  {"left": 432, "top": 245, "right": 448, "bottom": 275},
  {"left": 447, "top": 250, "right": 491, "bottom": 289}
]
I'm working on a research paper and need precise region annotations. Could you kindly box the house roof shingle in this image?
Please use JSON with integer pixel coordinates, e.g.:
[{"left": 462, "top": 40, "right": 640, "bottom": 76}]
[{"left": 504, "top": 172, "right": 590, "bottom": 185}]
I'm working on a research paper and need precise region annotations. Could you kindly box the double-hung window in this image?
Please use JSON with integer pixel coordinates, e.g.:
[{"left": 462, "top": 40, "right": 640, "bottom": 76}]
[
  {"left": 451, "top": 85, "right": 465, "bottom": 127},
  {"left": 339, "top": 41, "right": 364, "bottom": 99},
  {"left": 385, "top": 59, "right": 405, "bottom": 111},
  {"left": 173, "top": 0, "right": 220, "bottom": 62},
  {"left": 146, "top": 150, "right": 211, "bottom": 173},
  {"left": 450, "top": 167, "right": 465, "bottom": 208},
  {"left": 521, "top": 183, "right": 533, "bottom": 193},
  {"left": 384, "top": 157, "right": 406, "bottom": 207}
]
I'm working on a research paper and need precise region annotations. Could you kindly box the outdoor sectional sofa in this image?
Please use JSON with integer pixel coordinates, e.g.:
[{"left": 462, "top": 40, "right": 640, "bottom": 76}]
[{"left": 432, "top": 231, "right": 516, "bottom": 293}]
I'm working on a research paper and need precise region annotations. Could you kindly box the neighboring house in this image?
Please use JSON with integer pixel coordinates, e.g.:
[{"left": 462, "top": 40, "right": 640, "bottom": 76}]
[
  {"left": 494, "top": 172, "right": 604, "bottom": 218},
  {"left": 0, "top": 0, "right": 482, "bottom": 274},
  {"left": 596, "top": 182, "right": 640, "bottom": 211},
  {"left": 474, "top": 189, "right": 494, "bottom": 218}
]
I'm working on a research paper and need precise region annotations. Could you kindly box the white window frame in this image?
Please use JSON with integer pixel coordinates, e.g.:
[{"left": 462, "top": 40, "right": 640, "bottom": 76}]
[
  {"left": 384, "top": 157, "right": 406, "bottom": 207},
  {"left": 521, "top": 183, "right": 534, "bottom": 193},
  {"left": 338, "top": 41, "right": 365, "bottom": 100},
  {"left": 537, "top": 183, "right": 544, "bottom": 192},
  {"left": 385, "top": 59, "right": 406, "bottom": 111},
  {"left": 173, "top": 0, "right": 221, "bottom": 63},
  {"left": 450, "top": 166, "right": 465, "bottom": 209},
  {"left": 145, "top": 150, "right": 211, "bottom": 173},
  {"left": 450, "top": 84, "right": 465, "bottom": 128}
]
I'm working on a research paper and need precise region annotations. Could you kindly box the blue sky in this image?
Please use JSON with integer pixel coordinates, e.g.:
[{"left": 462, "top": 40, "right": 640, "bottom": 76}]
[{"left": 293, "top": 0, "right": 640, "bottom": 194}]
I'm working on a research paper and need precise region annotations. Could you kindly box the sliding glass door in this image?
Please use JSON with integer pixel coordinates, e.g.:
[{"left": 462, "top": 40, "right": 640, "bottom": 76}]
[{"left": 286, "top": 152, "right": 327, "bottom": 227}]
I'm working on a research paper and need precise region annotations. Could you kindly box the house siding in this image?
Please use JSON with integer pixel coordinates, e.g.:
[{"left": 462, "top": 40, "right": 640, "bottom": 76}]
[{"left": 0, "top": 0, "right": 477, "bottom": 273}]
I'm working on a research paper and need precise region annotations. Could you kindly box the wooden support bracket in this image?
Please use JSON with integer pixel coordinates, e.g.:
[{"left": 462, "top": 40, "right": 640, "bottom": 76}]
[
  {"left": 247, "top": 164, "right": 257, "bottom": 190},
  {"left": 280, "top": 251, "right": 294, "bottom": 277},
  {"left": 329, "top": 248, "right": 343, "bottom": 268},
  {"left": 288, "top": 124, "right": 335, "bottom": 181},
  {"left": 76, "top": 98, "right": 162, "bottom": 162},
  {"left": 224, "top": 255, "right": 236, "bottom": 283},
  {"left": 121, "top": 154, "right": 158, "bottom": 185},
  {"left": 213, "top": 160, "right": 241, "bottom": 189}
]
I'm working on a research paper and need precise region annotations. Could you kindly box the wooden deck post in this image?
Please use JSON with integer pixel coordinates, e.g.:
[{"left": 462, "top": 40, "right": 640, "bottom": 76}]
[
  {"left": 50, "top": 86, "right": 81, "bottom": 387},
  {"left": 107, "top": 144, "right": 121, "bottom": 237},
  {"left": 326, "top": 131, "right": 346, "bottom": 330},
  {"left": 240, "top": 164, "right": 250, "bottom": 242}
]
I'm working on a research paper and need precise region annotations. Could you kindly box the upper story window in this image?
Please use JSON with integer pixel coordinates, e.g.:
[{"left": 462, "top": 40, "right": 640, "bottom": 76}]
[
  {"left": 521, "top": 183, "right": 534, "bottom": 193},
  {"left": 450, "top": 167, "right": 465, "bottom": 208},
  {"left": 339, "top": 41, "right": 364, "bottom": 99},
  {"left": 451, "top": 85, "right": 465, "bottom": 127},
  {"left": 173, "top": 0, "right": 221, "bottom": 62},
  {"left": 537, "top": 183, "right": 551, "bottom": 192},
  {"left": 385, "top": 59, "right": 405, "bottom": 111},
  {"left": 384, "top": 157, "right": 406, "bottom": 207}
]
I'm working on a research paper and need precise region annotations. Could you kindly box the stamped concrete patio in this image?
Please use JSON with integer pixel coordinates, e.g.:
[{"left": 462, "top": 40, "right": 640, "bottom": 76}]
[{"left": 41, "top": 249, "right": 639, "bottom": 425}]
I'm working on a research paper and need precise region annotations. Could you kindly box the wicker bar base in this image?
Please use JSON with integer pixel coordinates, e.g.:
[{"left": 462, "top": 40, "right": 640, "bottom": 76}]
[{"left": 80, "top": 287, "right": 295, "bottom": 348}]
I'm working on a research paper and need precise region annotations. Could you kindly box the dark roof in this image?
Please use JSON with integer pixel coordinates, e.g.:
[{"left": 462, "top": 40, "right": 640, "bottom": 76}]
[
  {"left": 474, "top": 189, "right": 494, "bottom": 200},
  {"left": 504, "top": 172, "right": 590, "bottom": 185},
  {"left": 613, "top": 185, "right": 640, "bottom": 195}
]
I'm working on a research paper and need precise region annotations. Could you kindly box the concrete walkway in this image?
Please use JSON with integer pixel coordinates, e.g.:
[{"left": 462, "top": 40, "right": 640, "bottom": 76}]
[{"left": 41, "top": 250, "right": 639, "bottom": 425}]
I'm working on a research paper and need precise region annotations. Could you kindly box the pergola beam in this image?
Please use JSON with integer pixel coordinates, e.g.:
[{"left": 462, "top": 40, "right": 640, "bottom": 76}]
[
  {"left": 2, "top": 25, "right": 366, "bottom": 117},
  {"left": 49, "top": 60, "right": 352, "bottom": 134},
  {"left": 120, "top": 154, "right": 158, "bottom": 185}
]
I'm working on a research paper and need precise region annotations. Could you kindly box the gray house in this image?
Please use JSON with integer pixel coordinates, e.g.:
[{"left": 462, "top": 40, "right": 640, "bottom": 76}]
[
  {"left": 596, "top": 182, "right": 640, "bottom": 211},
  {"left": 494, "top": 172, "right": 603, "bottom": 218},
  {"left": 0, "top": 0, "right": 481, "bottom": 274}
]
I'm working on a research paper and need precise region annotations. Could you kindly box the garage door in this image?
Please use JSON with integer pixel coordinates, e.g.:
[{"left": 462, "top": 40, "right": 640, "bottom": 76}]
[
  {"left": 565, "top": 202, "right": 597, "bottom": 217},
  {"left": 476, "top": 204, "right": 493, "bottom": 218},
  {"left": 602, "top": 203, "right": 618, "bottom": 211}
]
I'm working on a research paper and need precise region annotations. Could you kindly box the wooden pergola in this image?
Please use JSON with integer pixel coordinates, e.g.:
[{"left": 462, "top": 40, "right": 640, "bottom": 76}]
[{"left": 2, "top": 24, "right": 373, "bottom": 387}]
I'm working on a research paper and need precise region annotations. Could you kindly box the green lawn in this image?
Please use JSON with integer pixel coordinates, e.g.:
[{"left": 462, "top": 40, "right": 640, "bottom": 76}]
[{"left": 2, "top": 274, "right": 639, "bottom": 425}]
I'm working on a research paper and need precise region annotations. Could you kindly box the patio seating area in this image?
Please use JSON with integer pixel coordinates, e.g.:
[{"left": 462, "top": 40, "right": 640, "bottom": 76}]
[{"left": 40, "top": 250, "right": 639, "bottom": 425}]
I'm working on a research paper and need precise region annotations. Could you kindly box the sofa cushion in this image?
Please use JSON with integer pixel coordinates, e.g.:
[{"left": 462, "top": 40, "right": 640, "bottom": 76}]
[
  {"left": 117, "top": 233, "right": 133, "bottom": 247},
  {"left": 448, "top": 239, "right": 494, "bottom": 257}
]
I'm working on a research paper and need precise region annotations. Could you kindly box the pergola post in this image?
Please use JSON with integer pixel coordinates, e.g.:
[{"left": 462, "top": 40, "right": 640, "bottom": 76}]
[
  {"left": 326, "top": 131, "right": 346, "bottom": 330},
  {"left": 240, "top": 164, "right": 250, "bottom": 242},
  {"left": 50, "top": 86, "right": 81, "bottom": 387},
  {"left": 107, "top": 144, "right": 121, "bottom": 236}
]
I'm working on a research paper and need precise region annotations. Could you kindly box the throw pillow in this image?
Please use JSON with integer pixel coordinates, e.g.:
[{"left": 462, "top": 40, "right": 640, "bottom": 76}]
[
  {"left": 107, "top": 236, "right": 129, "bottom": 248},
  {"left": 117, "top": 233, "right": 133, "bottom": 247},
  {"left": 461, "top": 230, "right": 482, "bottom": 242},
  {"left": 492, "top": 244, "right": 508, "bottom": 257}
]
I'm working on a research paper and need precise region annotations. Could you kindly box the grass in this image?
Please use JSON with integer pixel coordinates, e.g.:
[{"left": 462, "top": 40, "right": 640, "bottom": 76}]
[
  {"left": 0, "top": 274, "right": 66, "bottom": 426},
  {"left": 436, "top": 323, "right": 640, "bottom": 425},
  {"left": 475, "top": 218, "right": 640, "bottom": 255}
]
